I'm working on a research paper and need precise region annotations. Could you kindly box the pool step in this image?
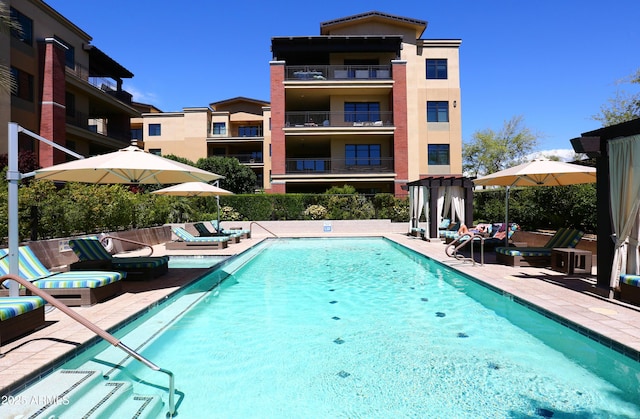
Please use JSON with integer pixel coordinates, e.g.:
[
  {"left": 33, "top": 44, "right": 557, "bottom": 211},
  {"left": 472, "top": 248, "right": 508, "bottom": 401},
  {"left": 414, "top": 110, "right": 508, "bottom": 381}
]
[{"left": 2, "top": 369, "right": 165, "bottom": 418}]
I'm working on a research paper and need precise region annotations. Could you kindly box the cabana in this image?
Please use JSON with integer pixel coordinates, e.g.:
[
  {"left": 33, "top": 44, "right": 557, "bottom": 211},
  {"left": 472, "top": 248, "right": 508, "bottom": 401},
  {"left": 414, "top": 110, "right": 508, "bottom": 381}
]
[
  {"left": 406, "top": 176, "right": 474, "bottom": 240},
  {"left": 571, "top": 118, "right": 640, "bottom": 300}
]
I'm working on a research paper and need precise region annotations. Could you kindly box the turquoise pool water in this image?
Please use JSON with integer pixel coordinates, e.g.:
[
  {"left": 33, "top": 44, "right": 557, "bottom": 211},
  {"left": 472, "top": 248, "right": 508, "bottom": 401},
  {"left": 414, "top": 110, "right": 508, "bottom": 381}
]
[{"left": 69, "top": 238, "right": 640, "bottom": 417}]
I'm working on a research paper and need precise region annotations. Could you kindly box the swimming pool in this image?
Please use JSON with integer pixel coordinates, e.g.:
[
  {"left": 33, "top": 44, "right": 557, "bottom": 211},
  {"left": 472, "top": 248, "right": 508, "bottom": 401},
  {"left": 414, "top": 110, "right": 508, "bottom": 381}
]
[{"left": 42, "top": 238, "right": 640, "bottom": 416}]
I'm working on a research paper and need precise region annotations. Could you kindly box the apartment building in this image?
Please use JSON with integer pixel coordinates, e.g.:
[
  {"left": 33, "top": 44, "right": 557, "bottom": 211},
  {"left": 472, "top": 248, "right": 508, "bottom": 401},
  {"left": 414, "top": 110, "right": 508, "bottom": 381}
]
[
  {"left": 270, "top": 11, "right": 462, "bottom": 196},
  {"left": 0, "top": 0, "right": 138, "bottom": 167},
  {"left": 136, "top": 97, "right": 270, "bottom": 190}
]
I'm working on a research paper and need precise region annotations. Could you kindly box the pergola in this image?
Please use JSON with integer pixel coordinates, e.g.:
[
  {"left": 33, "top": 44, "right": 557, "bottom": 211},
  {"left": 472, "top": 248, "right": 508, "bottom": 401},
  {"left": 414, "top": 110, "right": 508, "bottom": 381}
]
[
  {"left": 406, "top": 175, "right": 474, "bottom": 239},
  {"left": 571, "top": 118, "right": 640, "bottom": 295}
]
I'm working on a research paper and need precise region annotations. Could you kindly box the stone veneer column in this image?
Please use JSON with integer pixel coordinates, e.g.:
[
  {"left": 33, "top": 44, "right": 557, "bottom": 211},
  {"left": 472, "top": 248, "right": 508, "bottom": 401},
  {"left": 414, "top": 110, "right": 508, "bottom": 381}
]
[
  {"left": 269, "top": 61, "right": 286, "bottom": 194},
  {"left": 38, "top": 38, "right": 68, "bottom": 167},
  {"left": 391, "top": 60, "right": 408, "bottom": 197}
]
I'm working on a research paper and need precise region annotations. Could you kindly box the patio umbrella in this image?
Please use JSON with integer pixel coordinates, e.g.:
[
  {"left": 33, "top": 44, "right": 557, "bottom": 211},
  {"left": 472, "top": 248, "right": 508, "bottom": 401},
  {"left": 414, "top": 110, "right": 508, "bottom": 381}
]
[
  {"left": 151, "top": 181, "right": 233, "bottom": 231},
  {"left": 473, "top": 159, "right": 596, "bottom": 244},
  {"left": 34, "top": 145, "right": 222, "bottom": 184}
]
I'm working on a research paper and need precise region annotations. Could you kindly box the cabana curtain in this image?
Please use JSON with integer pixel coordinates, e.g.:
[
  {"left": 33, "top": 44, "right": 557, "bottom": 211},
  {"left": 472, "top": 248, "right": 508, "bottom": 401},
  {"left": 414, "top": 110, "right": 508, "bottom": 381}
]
[{"left": 609, "top": 134, "right": 640, "bottom": 289}]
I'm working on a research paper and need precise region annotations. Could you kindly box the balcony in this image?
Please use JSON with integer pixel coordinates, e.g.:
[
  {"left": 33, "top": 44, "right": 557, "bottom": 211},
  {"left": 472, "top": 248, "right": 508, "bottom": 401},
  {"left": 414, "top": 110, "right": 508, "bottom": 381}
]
[
  {"left": 285, "top": 111, "right": 393, "bottom": 128},
  {"left": 285, "top": 158, "right": 394, "bottom": 174},
  {"left": 285, "top": 65, "right": 391, "bottom": 81}
]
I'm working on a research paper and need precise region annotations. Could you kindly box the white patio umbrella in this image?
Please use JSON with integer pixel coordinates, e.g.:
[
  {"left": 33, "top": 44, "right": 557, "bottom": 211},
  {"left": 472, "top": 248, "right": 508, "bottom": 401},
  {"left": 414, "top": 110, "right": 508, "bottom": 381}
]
[
  {"left": 34, "top": 145, "right": 222, "bottom": 184},
  {"left": 151, "top": 181, "right": 233, "bottom": 231},
  {"left": 473, "top": 159, "right": 596, "bottom": 244}
]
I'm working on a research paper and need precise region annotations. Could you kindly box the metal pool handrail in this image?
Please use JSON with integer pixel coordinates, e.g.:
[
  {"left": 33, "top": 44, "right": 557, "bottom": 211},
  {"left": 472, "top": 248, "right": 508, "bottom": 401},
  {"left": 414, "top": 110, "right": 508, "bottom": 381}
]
[
  {"left": 0, "top": 273, "right": 177, "bottom": 417},
  {"left": 250, "top": 221, "right": 279, "bottom": 237}
]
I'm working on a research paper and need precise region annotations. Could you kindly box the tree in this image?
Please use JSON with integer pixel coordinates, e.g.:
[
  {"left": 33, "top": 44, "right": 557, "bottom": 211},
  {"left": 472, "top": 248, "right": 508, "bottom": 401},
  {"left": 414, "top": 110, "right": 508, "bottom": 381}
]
[
  {"left": 592, "top": 69, "right": 640, "bottom": 126},
  {"left": 462, "top": 115, "right": 540, "bottom": 177},
  {"left": 196, "top": 156, "right": 257, "bottom": 194}
]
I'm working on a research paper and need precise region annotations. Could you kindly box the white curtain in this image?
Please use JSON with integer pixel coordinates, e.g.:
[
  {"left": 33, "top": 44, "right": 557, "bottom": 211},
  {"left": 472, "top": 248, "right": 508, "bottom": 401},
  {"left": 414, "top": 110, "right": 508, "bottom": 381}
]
[
  {"left": 408, "top": 186, "right": 429, "bottom": 232},
  {"left": 609, "top": 134, "right": 640, "bottom": 290},
  {"left": 450, "top": 186, "right": 465, "bottom": 225},
  {"left": 420, "top": 186, "right": 430, "bottom": 237},
  {"left": 438, "top": 187, "right": 450, "bottom": 226}
]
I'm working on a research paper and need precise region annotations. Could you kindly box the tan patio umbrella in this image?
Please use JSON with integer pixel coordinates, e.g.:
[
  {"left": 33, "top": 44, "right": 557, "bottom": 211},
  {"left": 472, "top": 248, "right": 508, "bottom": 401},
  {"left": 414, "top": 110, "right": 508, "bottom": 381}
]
[
  {"left": 151, "top": 181, "right": 233, "bottom": 231},
  {"left": 34, "top": 145, "right": 222, "bottom": 184},
  {"left": 473, "top": 159, "right": 596, "bottom": 244},
  {"left": 151, "top": 181, "right": 233, "bottom": 197}
]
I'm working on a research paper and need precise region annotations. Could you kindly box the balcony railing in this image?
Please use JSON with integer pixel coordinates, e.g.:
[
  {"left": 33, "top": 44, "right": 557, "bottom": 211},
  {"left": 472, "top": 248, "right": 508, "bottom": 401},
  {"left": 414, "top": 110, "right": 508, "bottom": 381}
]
[
  {"left": 285, "top": 65, "right": 392, "bottom": 81},
  {"left": 285, "top": 111, "right": 393, "bottom": 128},
  {"left": 285, "top": 158, "right": 394, "bottom": 174}
]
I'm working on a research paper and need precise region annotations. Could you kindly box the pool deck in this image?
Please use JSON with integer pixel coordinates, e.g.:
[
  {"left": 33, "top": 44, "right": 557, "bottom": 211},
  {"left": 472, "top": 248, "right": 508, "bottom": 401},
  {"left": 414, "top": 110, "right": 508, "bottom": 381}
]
[{"left": 3, "top": 226, "right": 640, "bottom": 397}]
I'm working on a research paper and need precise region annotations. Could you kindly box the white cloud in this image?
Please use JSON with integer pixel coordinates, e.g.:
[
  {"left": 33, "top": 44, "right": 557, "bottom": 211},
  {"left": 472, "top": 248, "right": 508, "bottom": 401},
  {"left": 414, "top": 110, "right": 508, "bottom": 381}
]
[{"left": 527, "top": 148, "right": 578, "bottom": 162}]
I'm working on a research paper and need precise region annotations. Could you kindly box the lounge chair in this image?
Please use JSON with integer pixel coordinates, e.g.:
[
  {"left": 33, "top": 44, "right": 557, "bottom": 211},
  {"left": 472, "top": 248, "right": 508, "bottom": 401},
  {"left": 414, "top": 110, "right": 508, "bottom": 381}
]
[
  {"left": 68, "top": 237, "right": 169, "bottom": 280},
  {"left": 194, "top": 222, "right": 241, "bottom": 244},
  {"left": 619, "top": 274, "right": 640, "bottom": 305},
  {"left": 0, "top": 247, "right": 123, "bottom": 306},
  {"left": 166, "top": 227, "right": 229, "bottom": 250},
  {"left": 438, "top": 221, "right": 460, "bottom": 240},
  {"left": 0, "top": 296, "right": 46, "bottom": 341},
  {"left": 495, "top": 228, "right": 584, "bottom": 267},
  {"left": 210, "top": 220, "right": 251, "bottom": 239}
]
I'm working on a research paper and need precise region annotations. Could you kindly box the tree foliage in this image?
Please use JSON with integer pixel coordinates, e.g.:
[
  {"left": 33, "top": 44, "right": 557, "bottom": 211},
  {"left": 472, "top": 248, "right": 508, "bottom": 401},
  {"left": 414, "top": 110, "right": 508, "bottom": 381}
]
[
  {"left": 462, "top": 115, "right": 540, "bottom": 177},
  {"left": 195, "top": 156, "right": 257, "bottom": 194},
  {"left": 592, "top": 69, "right": 640, "bottom": 126}
]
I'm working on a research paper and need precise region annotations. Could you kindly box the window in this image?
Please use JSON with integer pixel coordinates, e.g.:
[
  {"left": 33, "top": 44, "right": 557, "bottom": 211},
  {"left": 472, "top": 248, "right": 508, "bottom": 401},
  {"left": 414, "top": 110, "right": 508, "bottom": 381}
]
[
  {"left": 238, "top": 125, "right": 262, "bottom": 137},
  {"left": 10, "top": 67, "right": 33, "bottom": 101},
  {"left": 65, "top": 93, "right": 75, "bottom": 117},
  {"left": 148, "top": 124, "right": 161, "bottom": 136},
  {"left": 344, "top": 102, "right": 380, "bottom": 123},
  {"left": 213, "top": 122, "right": 226, "bottom": 135},
  {"left": 149, "top": 148, "right": 162, "bottom": 156},
  {"left": 131, "top": 128, "right": 142, "bottom": 140},
  {"left": 427, "top": 101, "right": 449, "bottom": 122},
  {"left": 10, "top": 7, "right": 33, "bottom": 46},
  {"left": 426, "top": 59, "right": 447, "bottom": 79},
  {"left": 346, "top": 144, "right": 381, "bottom": 166},
  {"left": 428, "top": 144, "right": 450, "bottom": 165}
]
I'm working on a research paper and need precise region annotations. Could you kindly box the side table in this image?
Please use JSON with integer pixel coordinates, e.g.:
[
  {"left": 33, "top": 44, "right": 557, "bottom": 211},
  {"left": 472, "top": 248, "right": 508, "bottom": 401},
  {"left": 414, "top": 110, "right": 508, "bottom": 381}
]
[{"left": 551, "top": 248, "right": 592, "bottom": 274}]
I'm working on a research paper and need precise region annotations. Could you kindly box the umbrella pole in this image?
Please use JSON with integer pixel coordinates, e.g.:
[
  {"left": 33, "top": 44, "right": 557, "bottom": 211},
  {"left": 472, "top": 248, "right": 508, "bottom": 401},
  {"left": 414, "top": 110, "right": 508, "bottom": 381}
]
[
  {"left": 215, "top": 180, "right": 221, "bottom": 234},
  {"left": 504, "top": 186, "right": 510, "bottom": 247}
]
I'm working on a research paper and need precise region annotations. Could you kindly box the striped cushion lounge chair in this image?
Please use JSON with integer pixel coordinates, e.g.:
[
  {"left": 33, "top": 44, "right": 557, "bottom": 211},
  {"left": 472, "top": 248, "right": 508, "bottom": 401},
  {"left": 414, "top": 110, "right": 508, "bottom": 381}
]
[
  {"left": 166, "top": 227, "right": 229, "bottom": 250},
  {"left": 0, "top": 296, "right": 46, "bottom": 341},
  {"left": 210, "top": 221, "right": 251, "bottom": 239},
  {"left": 619, "top": 274, "right": 640, "bottom": 305},
  {"left": 0, "top": 247, "right": 122, "bottom": 307},
  {"left": 68, "top": 237, "right": 169, "bottom": 280},
  {"left": 495, "top": 228, "right": 584, "bottom": 267},
  {"left": 194, "top": 222, "right": 240, "bottom": 244}
]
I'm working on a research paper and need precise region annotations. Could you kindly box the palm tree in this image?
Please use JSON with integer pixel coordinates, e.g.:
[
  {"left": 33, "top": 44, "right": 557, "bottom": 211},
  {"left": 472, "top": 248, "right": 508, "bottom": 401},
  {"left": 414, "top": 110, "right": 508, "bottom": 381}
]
[{"left": 0, "top": 1, "right": 21, "bottom": 93}]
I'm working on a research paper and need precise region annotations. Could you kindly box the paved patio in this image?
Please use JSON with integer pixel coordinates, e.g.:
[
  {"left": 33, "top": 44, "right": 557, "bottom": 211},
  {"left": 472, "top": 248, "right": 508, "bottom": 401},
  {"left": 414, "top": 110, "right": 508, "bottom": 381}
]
[{"left": 2, "top": 223, "right": 640, "bottom": 398}]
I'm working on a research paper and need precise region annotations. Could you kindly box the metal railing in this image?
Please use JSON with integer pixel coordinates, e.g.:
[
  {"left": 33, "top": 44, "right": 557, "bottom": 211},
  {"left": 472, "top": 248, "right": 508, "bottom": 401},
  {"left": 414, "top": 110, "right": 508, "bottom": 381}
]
[
  {"left": 0, "top": 273, "right": 177, "bottom": 417},
  {"left": 285, "top": 111, "right": 393, "bottom": 128},
  {"left": 285, "top": 157, "right": 394, "bottom": 174},
  {"left": 249, "top": 222, "right": 279, "bottom": 238},
  {"left": 445, "top": 233, "right": 485, "bottom": 266},
  {"left": 285, "top": 65, "right": 392, "bottom": 81}
]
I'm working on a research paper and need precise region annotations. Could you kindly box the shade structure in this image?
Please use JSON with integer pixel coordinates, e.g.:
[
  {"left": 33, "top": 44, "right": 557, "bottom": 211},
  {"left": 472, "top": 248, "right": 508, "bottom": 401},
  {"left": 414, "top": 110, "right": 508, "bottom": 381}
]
[
  {"left": 34, "top": 145, "right": 222, "bottom": 184},
  {"left": 152, "top": 181, "right": 233, "bottom": 233},
  {"left": 473, "top": 159, "right": 596, "bottom": 245},
  {"left": 473, "top": 159, "right": 596, "bottom": 188},
  {"left": 151, "top": 181, "right": 233, "bottom": 197}
]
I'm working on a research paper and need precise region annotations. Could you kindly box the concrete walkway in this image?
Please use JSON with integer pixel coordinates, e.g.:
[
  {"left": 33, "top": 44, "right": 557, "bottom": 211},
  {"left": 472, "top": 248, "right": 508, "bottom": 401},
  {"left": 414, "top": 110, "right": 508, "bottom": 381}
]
[{"left": 2, "top": 223, "right": 640, "bottom": 398}]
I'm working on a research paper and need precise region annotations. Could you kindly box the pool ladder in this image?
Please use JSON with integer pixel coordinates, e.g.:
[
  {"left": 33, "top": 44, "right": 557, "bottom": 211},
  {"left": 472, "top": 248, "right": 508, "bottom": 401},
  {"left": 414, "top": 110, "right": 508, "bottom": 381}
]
[
  {"left": 0, "top": 273, "right": 178, "bottom": 417},
  {"left": 445, "top": 233, "right": 485, "bottom": 266},
  {"left": 250, "top": 221, "right": 279, "bottom": 237}
]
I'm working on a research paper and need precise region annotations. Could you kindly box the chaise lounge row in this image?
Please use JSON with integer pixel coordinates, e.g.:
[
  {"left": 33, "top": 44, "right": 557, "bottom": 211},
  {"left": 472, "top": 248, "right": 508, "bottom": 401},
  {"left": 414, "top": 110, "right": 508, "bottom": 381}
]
[{"left": 495, "top": 227, "right": 585, "bottom": 267}]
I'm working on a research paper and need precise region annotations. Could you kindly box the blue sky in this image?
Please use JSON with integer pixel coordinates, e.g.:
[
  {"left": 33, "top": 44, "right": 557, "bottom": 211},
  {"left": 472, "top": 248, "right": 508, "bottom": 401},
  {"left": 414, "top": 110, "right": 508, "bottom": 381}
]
[{"left": 47, "top": 0, "right": 639, "bottom": 155}]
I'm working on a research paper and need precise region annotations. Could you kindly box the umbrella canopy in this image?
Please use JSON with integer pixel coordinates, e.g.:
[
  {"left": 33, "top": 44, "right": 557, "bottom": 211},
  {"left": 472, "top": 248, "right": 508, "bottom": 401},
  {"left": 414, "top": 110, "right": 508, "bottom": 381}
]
[
  {"left": 34, "top": 145, "right": 221, "bottom": 184},
  {"left": 473, "top": 159, "right": 596, "bottom": 187},
  {"left": 151, "top": 181, "right": 233, "bottom": 197}
]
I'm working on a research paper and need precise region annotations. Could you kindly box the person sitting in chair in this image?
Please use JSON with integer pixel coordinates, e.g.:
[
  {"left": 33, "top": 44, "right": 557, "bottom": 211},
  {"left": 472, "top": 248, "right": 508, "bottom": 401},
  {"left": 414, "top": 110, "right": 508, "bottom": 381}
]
[{"left": 458, "top": 223, "right": 490, "bottom": 237}]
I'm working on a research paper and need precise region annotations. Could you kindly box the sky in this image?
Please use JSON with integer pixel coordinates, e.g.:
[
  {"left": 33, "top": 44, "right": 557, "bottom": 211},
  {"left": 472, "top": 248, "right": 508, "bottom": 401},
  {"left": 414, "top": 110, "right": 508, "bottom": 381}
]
[{"left": 46, "top": 0, "right": 640, "bottom": 157}]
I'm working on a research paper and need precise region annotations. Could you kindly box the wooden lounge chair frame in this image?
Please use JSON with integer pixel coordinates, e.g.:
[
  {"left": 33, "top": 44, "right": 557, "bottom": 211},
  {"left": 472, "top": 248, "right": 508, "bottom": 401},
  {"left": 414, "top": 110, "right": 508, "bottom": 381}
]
[{"left": 0, "top": 297, "right": 46, "bottom": 342}]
